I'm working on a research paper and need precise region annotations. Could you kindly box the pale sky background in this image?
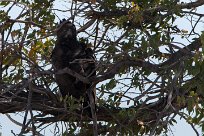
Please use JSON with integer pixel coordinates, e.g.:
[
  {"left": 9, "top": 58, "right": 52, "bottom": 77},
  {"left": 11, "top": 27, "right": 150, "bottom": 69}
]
[{"left": 0, "top": 0, "right": 204, "bottom": 135}]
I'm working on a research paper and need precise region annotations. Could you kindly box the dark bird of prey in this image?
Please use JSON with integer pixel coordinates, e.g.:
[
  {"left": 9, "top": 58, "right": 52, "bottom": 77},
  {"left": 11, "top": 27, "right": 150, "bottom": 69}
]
[{"left": 51, "top": 19, "right": 96, "bottom": 116}]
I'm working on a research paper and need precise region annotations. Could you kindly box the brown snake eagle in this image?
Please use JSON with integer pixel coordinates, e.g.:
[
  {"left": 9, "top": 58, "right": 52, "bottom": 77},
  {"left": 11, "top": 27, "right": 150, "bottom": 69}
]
[{"left": 51, "top": 19, "right": 96, "bottom": 116}]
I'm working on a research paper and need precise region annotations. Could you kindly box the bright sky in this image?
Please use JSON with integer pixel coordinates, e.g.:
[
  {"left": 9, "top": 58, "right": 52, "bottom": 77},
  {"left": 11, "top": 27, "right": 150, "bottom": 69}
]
[{"left": 0, "top": 0, "right": 204, "bottom": 135}]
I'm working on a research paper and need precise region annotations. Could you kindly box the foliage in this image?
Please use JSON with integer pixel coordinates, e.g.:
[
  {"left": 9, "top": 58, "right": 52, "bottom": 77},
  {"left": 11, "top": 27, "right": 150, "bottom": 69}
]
[{"left": 1, "top": 0, "right": 204, "bottom": 135}]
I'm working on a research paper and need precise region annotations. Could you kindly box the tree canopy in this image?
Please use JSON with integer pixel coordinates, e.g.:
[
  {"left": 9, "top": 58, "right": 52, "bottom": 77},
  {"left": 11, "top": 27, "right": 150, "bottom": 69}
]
[{"left": 1, "top": 0, "right": 204, "bottom": 135}]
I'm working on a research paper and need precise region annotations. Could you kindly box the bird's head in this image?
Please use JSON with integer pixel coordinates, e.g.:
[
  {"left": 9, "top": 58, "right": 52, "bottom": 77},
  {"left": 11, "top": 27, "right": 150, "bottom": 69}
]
[{"left": 56, "top": 19, "right": 77, "bottom": 41}]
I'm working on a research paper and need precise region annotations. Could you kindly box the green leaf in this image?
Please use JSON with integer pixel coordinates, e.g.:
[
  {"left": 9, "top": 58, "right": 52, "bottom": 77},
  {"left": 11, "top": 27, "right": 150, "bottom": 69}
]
[{"left": 106, "top": 79, "right": 116, "bottom": 90}]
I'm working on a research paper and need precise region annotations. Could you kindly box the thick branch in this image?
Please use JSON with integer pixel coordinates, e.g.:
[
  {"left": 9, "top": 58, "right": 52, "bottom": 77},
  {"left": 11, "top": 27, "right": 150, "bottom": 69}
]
[
  {"left": 0, "top": 88, "right": 186, "bottom": 125},
  {"left": 93, "top": 59, "right": 159, "bottom": 83},
  {"left": 160, "top": 38, "right": 201, "bottom": 67}
]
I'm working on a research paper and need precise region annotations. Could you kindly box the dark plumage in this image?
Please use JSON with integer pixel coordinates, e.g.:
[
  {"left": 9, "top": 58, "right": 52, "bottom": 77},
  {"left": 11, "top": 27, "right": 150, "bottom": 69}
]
[{"left": 51, "top": 19, "right": 96, "bottom": 115}]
